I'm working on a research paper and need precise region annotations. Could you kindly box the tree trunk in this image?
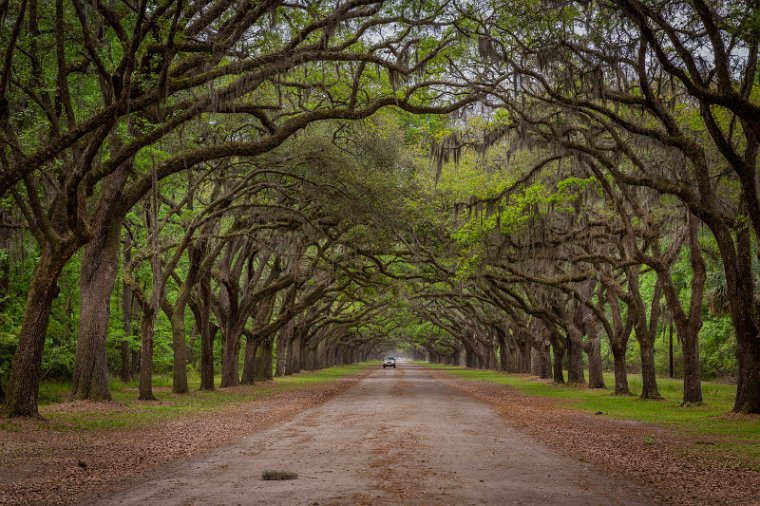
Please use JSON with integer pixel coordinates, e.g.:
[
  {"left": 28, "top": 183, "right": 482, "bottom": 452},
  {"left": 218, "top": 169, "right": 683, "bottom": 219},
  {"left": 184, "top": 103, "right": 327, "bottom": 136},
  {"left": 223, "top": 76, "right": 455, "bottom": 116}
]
[
  {"left": 735, "top": 338, "right": 760, "bottom": 413},
  {"left": 638, "top": 333, "right": 661, "bottom": 399},
  {"left": 465, "top": 345, "right": 476, "bottom": 368},
  {"left": 194, "top": 275, "right": 215, "bottom": 391},
  {"left": 505, "top": 335, "right": 519, "bottom": 372},
  {"left": 476, "top": 341, "right": 489, "bottom": 369},
  {"left": 497, "top": 330, "right": 508, "bottom": 371},
  {"left": 567, "top": 335, "right": 585, "bottom": 384},
  {"left": 610, "top": 344, "right": 630, "bottom": 395},
  {"left": 626, "top": 260, "right": 663, "bottom": 399},
  {"left": 538, "top": 344, "right": 552, "bottom": 379},
  {"left": 71, "top": 237, "right": 118, "bottom": 400},
  {"left": 681, "top": 218, "right": 706, "bottom": 404},
  {"left": 585, "top": 339, "right": 605, "bottom": 389},
  {"left": 308, "top": 343, "right": 318, "bottom": 370},
  {"left": 241, "top": 335, "right": 257, "bottom": 385},
  {"left": 0, "top": 237, "right": 7, "bottom": 398},
  {"left": 199, "top": 322, "right": 215, "bottom": 391},
  {"left": 682, "top": 332, "right": 702, "bottom": 404},
  {"left": 169, "top": 308, "right": 189, "bottom": 393},
  {"left": 552, "top": 340, "right": 565, "bottom": 384},
  {"left": 163, "top": 248, "right": 202, "bottom": 394},
  {"left": 120, "top": 239, "right": 133, "bottom": 382},
  {"left": 530, "top": 347, "right": 540, "bottom": 376},
  {"left": 302, "top": 343, "right": 315, "bottom": 371},
  {"left": 220, "top": 329, "right": 242, "bottom": 387},
  {"left": 286, "top": 333, "right": 302, "bottom": 375},
  {"left": 275, "top": 333, "right": 287, "bottom": 376},
  {"left": 452, "top": 341, "right": 462, "bottom": 365},
  {"left": 70, "top": 161, "right": 131, "bottom": 400},
  {"left": 256, "top": 338, "right": 273, "bottom": 381},
  {"left": 731, "top": 222, "right": 760, "bottom": 412},
  {"left": 139, "top": 177, "right": 161, "bottom": 402},
  {"left": 138, "top": 304, "right": 157, "bottom": 401},
  {"left": 0, "top": 238, "right": 8, "bottom": 311},
  {"left": 585, "top": 320, "right": 605, "bottom": 389},
  {"left": 530, "top": 346, "right": 550, "bottom": 378},
  {"left": 2, "top": 245, "right": 70, "bottom": 417},
  {"left": 517, "top": 340, "right": 531, "bottom": 373}
]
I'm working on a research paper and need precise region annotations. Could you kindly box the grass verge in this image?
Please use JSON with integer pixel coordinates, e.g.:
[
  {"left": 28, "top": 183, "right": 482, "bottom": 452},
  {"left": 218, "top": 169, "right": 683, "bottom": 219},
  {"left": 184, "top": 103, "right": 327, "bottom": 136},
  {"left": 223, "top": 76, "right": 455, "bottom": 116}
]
[{"left": 5, "top": 362, "right": 375, "bottom": 432}]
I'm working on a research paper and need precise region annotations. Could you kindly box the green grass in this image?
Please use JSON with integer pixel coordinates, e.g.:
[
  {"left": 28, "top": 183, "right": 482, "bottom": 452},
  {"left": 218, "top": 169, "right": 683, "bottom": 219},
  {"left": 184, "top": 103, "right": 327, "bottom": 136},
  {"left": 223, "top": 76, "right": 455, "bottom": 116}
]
[
  {"left": 20, "top": 362, "right": 375, "bottom": 431},
  {"left": 421, "top": 363, "right": 760, "bottom": 442}
]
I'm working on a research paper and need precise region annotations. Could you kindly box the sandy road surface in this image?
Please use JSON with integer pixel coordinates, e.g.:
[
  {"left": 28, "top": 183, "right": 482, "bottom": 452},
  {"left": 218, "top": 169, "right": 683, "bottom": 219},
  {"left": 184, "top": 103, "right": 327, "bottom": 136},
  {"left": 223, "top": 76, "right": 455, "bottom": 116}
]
[{"left": 93, "top": 364, "right": 651, "bottom": 505}]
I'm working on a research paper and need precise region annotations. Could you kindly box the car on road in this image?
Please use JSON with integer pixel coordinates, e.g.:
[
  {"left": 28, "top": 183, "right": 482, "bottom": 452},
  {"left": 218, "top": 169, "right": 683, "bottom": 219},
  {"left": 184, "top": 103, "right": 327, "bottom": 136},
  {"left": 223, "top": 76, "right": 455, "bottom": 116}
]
[{"left": 383, "top": 357, "right": 396, "bottom": 368}]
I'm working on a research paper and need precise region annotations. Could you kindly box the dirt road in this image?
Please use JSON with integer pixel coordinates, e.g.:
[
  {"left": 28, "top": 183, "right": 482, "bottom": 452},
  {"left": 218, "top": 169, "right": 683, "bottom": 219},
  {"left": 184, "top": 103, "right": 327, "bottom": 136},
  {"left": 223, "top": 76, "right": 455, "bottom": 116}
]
[{"left": 94, "top": 363, "right": 650, "bottom": 505}]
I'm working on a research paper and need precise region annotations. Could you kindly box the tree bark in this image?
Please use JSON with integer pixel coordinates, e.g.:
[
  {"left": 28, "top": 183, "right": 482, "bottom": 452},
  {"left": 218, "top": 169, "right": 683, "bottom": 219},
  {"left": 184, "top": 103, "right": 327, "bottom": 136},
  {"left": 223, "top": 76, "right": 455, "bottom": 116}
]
[
  {"left": 566, "top": 334, "right": 585, "bottom": 384},
  {"left": 275, "top": 331, "right": 287, "bottom": 376},
  {"left": 585, "top": 318, "right": 605, "bottom": 389},
  {"left": 517, "top": 339, "right": 531, "bottom": 373},
  {"left": 199, "top": 320, "right": 215, "bottom": 391},
  {"left": 70, "top": 161, "right": 131, "bottom": 400},
  {"left": 735, "top": 338, "right": 760, "bottom": 413},
  {"left": 610, "top": 345, "right": 630, "bottom": 395},
  {"left": 241, "top": 331, "right": 259, "bottom": 385},
  {"left": 0, "top": 237, "right": 8, "bottom": 399},
  {"left": 2, "top": 244, "right": 70, "bottom": 417},
  {"left": 678, "top": 219, "right": 706, "bottom": 404},
  {"left": 256, "top": 338, "right": 274, "bottom": 381},
  {"left": 551, "top": 338, "right": 565, "bottom": 384},
  {"left": 682, "top": 330, "right": 702, "bottom": 404},
  {"left": 71, "top": 238, "right": 119, "bottom": 400},
  {"left": 120, "top": 237, "right": 133, "bottom": 382},
  {"left": 452, "top": 341, "right": 462, "bottom": 366},
  {"left": 531, "top": 345, "right": 551, "bottom": 379},
  {"left": 629, "top": 270, "right": 662, "bottom": 400},
  {"left": 138, "top": 305, "right": 157, "bottom": 401},
  {"left": 465, "top": 345, "right": 476, "bottom": 368},
  {"left": 638, "top": 333, "right": 661, "bottom": 399},
  {"left": 603, "top": 284, "right": 632, "bottom": 395},
  {"left": 497, "top": 329, "right": 508, "bottom": 371},
  {"left": 731, "top": 222, "right": 760, "bottom": 412},
  {"left": 194, "top": 273, "right": 215, "bottom": 391},
  {"left": 138, "top": 173, "right": 161, "bottom": 402},
  {"left": 220, "top": 328, "right": 242, "bottom": 387},
  {"left": 0, "top": 237, "right": 8, "bottom": 311},
  {"left": 290, "top": 334, "right": 302, "bottom": 374},
  {"left": 505, "top": 334, "right": 519, "bottom": 372}
]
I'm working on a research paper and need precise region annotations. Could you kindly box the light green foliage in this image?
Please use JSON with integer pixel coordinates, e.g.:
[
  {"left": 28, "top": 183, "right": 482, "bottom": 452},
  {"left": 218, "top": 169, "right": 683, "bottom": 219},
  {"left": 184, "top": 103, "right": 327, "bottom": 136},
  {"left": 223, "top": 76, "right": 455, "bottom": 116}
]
[
  {"left": 447, "top": 174, "right": 595, "bottom": 277},
  {"left": 699, "top": 317, "right": 737, "bottom": 377}
]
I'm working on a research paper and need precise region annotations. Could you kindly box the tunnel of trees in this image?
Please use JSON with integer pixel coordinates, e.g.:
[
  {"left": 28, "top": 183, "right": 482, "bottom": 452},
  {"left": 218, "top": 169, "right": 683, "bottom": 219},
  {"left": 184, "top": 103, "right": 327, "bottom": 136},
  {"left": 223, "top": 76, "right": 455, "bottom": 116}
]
[{"left": 0, "top": 0, "right": 759, "bottom": 419}]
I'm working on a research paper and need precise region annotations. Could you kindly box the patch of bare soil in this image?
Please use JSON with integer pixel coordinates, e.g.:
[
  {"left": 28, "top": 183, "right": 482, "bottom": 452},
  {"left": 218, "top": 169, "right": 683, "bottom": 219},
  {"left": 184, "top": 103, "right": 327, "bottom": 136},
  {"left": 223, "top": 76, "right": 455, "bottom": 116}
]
[
  {"left": 0, "top": 372, "right": 368, "bottom": 506},
  {"left": 430, "top": 370, "right": 760, "bottom": 506}
]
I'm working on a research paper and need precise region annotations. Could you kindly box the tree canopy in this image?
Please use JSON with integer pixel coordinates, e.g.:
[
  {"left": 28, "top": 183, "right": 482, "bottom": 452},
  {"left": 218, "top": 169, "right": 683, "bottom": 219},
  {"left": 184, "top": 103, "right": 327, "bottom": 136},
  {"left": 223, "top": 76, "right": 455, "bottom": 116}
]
[{"left": 1, "top": 0, "right": 759, "bottom": 420}]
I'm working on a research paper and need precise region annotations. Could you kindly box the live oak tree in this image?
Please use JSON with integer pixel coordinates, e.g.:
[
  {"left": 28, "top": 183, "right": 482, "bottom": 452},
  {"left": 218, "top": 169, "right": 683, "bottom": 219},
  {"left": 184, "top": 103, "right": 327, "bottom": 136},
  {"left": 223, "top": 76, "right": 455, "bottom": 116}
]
[
  {"left": 451, "top": 0, "right": 760, "bottom": 412},
  {"left": 0, "top": 0, "right": 755, "bottom": 422},
  {"left": 0, "top": 0, "right": 476, "bottom": 417}
]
